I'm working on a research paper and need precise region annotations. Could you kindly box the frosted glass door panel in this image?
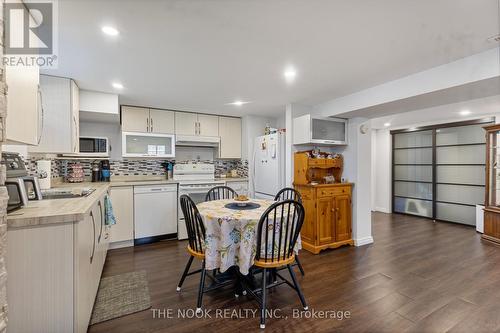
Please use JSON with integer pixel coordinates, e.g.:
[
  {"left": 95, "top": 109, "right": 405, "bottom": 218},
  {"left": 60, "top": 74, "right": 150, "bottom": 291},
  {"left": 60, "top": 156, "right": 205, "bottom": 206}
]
[
  {"left": 311, "top": 119, "right": 346, "bottom": 141},
  {"left": 394, "top": 181, "right": 432, "bottom": 200},
  {"left": 436, "top": 203, "right": 476, "bottom": 226},
  {"left": 394, "top": 131, "right": 432, "bottom": 148},
  {"left": 436, "top": 184, "right": 484, "bottom": 205},
  {"left": 436, "top": 145, "right": 485, "bottom": 164},
  {"left": 394, "top": 148, "right": 433, "bottom": 165},
  {"left": 436, "top": 166, "right": 485, "bottom": 185},
  {"left": 394, "top": 197, "right": 432, "bottom": 217},
  {"left": 394, "top": 165, "right": 432, "bottom": 182},
  {"left": 436, "top": 125, "right": 485, "bottom": 146}
]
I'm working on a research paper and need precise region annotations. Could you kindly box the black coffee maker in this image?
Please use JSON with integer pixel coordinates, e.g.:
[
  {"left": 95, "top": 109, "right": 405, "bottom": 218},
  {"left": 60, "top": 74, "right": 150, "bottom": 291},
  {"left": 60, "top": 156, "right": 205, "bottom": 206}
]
[
  {"left": 91, "top": 161, "right": 101, "bottom": 182},
  {"left": 100, "top": 160, "right": 111, "bottom": 182}
]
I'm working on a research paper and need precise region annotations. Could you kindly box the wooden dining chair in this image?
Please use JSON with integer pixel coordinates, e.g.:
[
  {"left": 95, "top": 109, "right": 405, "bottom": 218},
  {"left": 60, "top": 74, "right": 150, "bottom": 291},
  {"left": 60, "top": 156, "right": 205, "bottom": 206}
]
[
  {"left": 251, "top": 200, "right": 308, "bottom": 329},
  {"left": 274, "top": 188, "right": 305, "bottom": 276},
  {"left": 205, "top": 185, "right": 238, "bottom": 201},
  {"left": 176, "top": 194, "right": 209, "bottom": 313}
]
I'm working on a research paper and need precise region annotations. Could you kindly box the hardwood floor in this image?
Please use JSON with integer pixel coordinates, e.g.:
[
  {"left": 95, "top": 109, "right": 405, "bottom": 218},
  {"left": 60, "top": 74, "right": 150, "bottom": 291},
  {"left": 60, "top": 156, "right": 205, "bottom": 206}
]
[{"left": 89, "top": 213, "right": 500, "bottom": 333}]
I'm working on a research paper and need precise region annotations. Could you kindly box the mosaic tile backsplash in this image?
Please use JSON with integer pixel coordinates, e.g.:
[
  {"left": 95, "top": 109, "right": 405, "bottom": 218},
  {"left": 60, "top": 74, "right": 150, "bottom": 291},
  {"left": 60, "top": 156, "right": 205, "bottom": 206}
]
[{"left": 24, "top": 157, "right": 248, "bottom": 179}]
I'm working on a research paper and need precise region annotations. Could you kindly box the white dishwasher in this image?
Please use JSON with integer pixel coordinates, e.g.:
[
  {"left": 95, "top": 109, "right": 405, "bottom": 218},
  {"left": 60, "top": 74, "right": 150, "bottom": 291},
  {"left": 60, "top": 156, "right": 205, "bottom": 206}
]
[{"left": 134, "top": 184, "right": 178, "bottom": 245}]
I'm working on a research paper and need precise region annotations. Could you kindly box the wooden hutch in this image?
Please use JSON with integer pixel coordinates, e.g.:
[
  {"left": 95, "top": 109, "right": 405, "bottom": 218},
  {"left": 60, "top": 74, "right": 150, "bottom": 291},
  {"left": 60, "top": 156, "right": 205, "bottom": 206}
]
[
  {"left": 294, "top": 151, "right": 354, "bottom": 254},
  {"left": 483, "top": 124, "right": 500, "bottom": 244}
]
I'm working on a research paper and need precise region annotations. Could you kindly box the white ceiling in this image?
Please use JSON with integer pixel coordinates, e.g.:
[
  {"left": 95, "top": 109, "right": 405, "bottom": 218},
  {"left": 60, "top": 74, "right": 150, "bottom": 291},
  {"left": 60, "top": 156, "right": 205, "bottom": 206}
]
[{"left": 43, "top": 0, "right": 499, "bottom": 117}]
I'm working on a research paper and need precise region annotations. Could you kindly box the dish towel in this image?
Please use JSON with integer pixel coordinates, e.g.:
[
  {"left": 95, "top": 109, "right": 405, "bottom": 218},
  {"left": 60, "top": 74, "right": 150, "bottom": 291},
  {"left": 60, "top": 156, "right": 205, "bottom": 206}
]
[{"left": 104, "top": 195, "right": 117, "bottom": 226}]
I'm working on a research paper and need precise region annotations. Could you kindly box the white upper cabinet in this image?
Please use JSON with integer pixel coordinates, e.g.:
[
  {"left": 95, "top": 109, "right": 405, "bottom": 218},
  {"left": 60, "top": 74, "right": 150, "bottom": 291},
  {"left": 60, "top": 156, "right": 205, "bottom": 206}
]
[
  {"left": 5, "top": 65, "right": 40, "bottom": 145},
  {"left": 175, "top": 112, "right": 219, "bottom": 137},
  {"left": 149, "top": 109, "right": 175, "bottom": 134},
  {"left": 219, "top": 116, "right": 242, "bottom": 159},
  {"left": 29, "top": 75, "right": 80, "bottom": 153},
  {"left": 174, "top": 112, "right": 197, "bottom": 136},
  {"left": 121, "top": 106, "right": 149, "bottom": 132},
  {"left": 198, "top": 114, "right": 219, "bottom": 137},
  {"left": 121, "top": 106, "right": 174, "bottom": 134}
]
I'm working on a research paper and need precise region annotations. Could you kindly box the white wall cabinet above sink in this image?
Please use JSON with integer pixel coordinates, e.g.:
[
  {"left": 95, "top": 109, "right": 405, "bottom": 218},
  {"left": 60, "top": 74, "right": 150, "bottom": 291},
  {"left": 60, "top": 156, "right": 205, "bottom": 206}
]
[
  {"left": 29, "top": 75, "right": 80, "bottom": 154},
  {"left": 121, "top": 106, "right": 174, "bottom": 134},
  {"left": 122, "top": 131, "right": 175, "bottom": 158}
]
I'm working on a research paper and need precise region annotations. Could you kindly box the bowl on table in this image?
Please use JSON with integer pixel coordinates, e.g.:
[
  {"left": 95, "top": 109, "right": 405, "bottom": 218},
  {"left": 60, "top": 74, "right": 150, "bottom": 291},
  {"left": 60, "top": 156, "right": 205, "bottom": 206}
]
[{"left": 233, "top": 195, "right": 250, "bottom": 207}]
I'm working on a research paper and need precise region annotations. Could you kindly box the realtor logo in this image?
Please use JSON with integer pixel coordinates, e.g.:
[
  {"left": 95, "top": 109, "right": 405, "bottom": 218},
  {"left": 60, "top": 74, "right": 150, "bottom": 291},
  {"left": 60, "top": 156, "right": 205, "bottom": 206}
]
[{"left": 3, "top": 0, "right": 58, "bottom": 68}]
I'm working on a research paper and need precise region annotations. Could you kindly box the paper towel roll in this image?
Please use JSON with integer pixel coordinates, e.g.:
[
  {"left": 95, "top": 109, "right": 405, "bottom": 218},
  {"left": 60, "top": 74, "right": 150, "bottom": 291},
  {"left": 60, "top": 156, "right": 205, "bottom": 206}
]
[{"left": 36, "top": 160, "right": 51, "bottom": 189}]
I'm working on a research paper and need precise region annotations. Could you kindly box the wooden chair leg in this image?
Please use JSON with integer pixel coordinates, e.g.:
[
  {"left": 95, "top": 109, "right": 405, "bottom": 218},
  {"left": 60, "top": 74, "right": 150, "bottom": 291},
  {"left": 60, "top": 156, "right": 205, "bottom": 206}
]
[
  {"left": 295, "top": 255, "right": 305, "bottom": 276},
  {"left": 196, "top": 260, "right": 207, "bottom": 314},
  {"left": 177, "top": 255, "right": 194, "bottom": 291},
  {"left": 287, "top": 264, "right": 308, "bottom": 310},
  {"left": 260, "top": 268, "right": 267, "bottom": 329}
]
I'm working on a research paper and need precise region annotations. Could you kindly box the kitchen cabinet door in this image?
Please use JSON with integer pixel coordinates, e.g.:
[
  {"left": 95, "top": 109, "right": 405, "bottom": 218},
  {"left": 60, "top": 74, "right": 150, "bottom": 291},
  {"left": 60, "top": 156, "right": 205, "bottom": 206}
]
[
  {"left": 121, "top": 106, "right": 150, "bottom": 132},
  {"left": 70, "top": 80, "right": 80, "bottom": 153},
  {"left": 29, "top": 75, "right": 75, "bottom": 153},
  {"left": 219, "top": 116, "right": 242, "bottom": 158},
  {"left": 5, "top": 65, "right": 40, "bottom": 145},
  {"left": 175, "top": 112, "right": 197, "bottom": 136},
  {"left": 109, "top": 186, "right": 134, "bottom": 243},
  {"left": 334, "top": 195, "right": 352, "bottom": 242},
  {"left": 149, "top": 109, "right": 175, "bottom": 134},
  {"left": 75, "top": 210, "right": 95, "bottom": 333},
  {"left": 317, "top": 197, "right": 335, "bottom": 245},
  {"left": 198, "top": 114, "right": 219, "bottom": 136}
]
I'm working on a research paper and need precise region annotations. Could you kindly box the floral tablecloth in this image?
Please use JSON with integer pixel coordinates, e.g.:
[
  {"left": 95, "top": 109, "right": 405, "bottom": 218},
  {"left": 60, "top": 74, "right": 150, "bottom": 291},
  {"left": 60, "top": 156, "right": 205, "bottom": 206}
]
[{"left": 197, "top": 198, "right": 301, "bottom": 275}]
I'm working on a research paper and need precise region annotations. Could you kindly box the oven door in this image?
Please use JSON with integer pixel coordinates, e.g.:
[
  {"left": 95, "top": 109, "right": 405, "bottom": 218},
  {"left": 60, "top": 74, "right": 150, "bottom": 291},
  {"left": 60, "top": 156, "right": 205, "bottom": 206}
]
[{"left": 177, "top": 182, "right": 224, "bottom": 240}]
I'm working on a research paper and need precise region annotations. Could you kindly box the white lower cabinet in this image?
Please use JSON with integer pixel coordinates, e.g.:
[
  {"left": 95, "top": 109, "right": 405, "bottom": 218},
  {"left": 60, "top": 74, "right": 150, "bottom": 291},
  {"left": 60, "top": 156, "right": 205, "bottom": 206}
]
[
  {"left": 109, "top": 186, "right": 134, "bottom": 245},
  {"left": 7, "top": 192, "right": 110, "bottom": 333}
]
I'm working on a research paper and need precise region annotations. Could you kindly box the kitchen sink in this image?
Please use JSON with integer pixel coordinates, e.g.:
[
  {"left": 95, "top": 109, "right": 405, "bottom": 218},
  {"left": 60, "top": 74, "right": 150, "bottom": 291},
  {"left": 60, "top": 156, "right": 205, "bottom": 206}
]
[{"left": 41, "top": 188, "right": 96, "bottom": 200}]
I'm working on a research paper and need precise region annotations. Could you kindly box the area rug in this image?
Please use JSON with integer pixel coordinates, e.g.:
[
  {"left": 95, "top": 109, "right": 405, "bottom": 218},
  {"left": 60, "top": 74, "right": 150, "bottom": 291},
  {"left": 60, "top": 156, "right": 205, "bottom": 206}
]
[{"left": 90, "top": 270, "right": 151, "bottom": 325}]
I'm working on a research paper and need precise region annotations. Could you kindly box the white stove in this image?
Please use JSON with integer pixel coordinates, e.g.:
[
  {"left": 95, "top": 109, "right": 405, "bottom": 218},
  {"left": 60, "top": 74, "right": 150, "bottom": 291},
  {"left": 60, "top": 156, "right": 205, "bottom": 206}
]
[{"left": 175, "top": 163, "right": 224, "bottom": 240}]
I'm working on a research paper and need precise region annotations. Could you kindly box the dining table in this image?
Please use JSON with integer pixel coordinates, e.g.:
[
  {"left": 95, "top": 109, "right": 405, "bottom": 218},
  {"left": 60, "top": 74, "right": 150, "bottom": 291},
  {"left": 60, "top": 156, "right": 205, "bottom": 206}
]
[{"left": 197, "top": 198, "right": 302, "bottom": 275}]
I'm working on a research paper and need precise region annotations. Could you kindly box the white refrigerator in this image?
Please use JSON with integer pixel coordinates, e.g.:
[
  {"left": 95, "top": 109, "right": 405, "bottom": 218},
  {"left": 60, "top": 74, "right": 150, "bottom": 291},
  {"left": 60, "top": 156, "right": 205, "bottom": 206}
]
[{"left": 253, "top": 133, "right": 286, "bottom": 199}]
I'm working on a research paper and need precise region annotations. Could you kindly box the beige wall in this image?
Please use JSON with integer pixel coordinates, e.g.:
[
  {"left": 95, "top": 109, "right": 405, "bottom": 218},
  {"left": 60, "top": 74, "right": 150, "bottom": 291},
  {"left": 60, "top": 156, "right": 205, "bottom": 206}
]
[{"left": 0, "top": 2, "right": 8, "bottom": 331}]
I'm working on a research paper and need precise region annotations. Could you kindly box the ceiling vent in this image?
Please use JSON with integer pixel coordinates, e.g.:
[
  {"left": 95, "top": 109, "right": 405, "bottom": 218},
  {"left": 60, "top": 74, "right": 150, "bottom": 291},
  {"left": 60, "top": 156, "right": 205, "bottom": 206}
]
[{"left": 487, "top": 34, "right": 500, "bottom": 43}]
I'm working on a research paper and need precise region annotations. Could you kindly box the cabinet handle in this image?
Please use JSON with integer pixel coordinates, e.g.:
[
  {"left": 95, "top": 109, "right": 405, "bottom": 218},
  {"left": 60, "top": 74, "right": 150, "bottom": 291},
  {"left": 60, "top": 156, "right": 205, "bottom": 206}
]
[
  {"left": 197, "top": 121, "right": 200, "bottom": 135},
  {"left": 73, "top": 116, "right": 78, "bottom": 152},
  {"left": 147, "top": 118, "right": 150, "bottom": 132},
  {"left": 97, "top": 201, "right": 104, "bottom": 243},
  {"left": 151, "top": 117, "right": 154, "bottom": 132},
  {"left": 90, "top": 211, "right": 96, "bottom": 264},
  {"left": 37, "top": 87, "right": 44, "bottom": 144}
]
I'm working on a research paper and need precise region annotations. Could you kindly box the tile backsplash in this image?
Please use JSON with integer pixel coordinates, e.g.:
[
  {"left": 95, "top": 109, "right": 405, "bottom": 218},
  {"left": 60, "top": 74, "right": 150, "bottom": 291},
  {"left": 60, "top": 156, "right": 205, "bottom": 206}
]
[{"left": 24, "top": 156, "right": 248, "bottom": 179}]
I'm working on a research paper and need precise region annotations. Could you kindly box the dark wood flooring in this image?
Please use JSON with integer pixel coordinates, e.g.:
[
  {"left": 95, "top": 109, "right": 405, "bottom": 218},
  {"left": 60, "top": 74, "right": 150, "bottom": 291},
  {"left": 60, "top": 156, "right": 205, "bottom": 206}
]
[{"left": 88, "top": 213, "right": 500, "bottom": 333}]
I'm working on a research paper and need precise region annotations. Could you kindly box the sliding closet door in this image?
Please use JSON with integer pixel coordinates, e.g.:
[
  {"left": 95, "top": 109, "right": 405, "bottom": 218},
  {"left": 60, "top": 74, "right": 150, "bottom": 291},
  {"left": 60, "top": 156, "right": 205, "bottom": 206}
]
[
  {"left": 435, "top": 124, "right": 486, "bottom": 225},
  {"left": 393, "top": 130, "right": 434, "bottom": 218}
]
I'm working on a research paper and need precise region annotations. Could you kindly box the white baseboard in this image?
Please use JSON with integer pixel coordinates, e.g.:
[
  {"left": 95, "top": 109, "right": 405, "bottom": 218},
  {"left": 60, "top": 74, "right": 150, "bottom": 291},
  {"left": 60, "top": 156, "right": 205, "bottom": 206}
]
[
  {"left": 354, "top": 236, "right": 374, "bottom": 247},
  {"left": 374, "top": 206, "right": 391, "bottom": 214},
  {"left": 109, "top": 240, "right": 134, "bottom": 249}
]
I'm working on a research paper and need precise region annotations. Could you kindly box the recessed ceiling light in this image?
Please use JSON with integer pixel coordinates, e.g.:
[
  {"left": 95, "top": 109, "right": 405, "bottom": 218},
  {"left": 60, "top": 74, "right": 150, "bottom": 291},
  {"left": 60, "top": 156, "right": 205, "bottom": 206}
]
[
  {"left": 284, "top": 67, "right": 297, "bottom": 82},
  {"left": 226, "top": 101, "right": 250, "bottom": 106},
  {"left": 102, "top": 26, "right": 119, "bottom": 36},
  {"left": 459, "top": 110, "right": 471, "bottom": 116},
  {"left": 384, "top": 122, "right": 391, "bottom": 127},
  {"left": 112, "top": 82, "right": 124, "bottom": 89}
]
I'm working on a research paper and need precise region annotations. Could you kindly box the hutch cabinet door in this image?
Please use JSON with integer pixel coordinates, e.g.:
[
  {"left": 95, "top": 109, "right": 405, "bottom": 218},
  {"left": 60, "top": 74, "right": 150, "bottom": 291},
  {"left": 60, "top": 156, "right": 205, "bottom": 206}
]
[
  {"left": 334, "top": 194, "right": 352, "bottom": 242},
  {"left": 317, "top": 197, "right": 335, "bottom": 245},
  {"left": 300, "top": 198, "right": 316, "bottom": 245}
]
